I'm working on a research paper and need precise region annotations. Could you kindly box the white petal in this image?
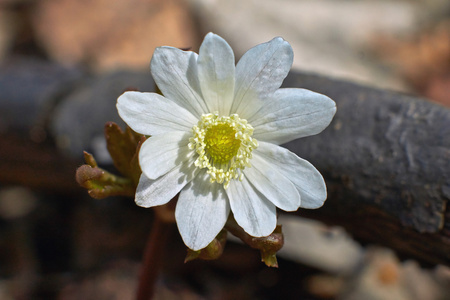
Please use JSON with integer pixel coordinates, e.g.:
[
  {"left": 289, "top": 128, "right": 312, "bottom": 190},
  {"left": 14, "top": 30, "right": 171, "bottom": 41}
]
[
  {"left": 175, "top": 170, "right": 230, "bottom": 250},
  {"left": 250, "top": 88, "right": 336, "bottom": 145},
  {"left": 232, "top": 37, "right": 293, "bottom": 119},
  {"left": 226, "top": 176, "right": 277, "bottom": 237},
  {"left": 139, "top": 131, "right": 191, "bottom": 180},
  {"left": 197, "top": 33, "right": 235, "bottom": 116},
  {"left": 255, "top": 142, "right": 327, "bottom": 209},
  {"left": 117, "top": 91, "right": 197, "bottom": 136},
  {"left": 244, "top": 153, "right": 301, "bottom": 211},
  {"left": 151, "top": 46, "right": 208, "bottom": 118},
  {"left": 135, "top": 156, "right": 199, "bottom": 208}
]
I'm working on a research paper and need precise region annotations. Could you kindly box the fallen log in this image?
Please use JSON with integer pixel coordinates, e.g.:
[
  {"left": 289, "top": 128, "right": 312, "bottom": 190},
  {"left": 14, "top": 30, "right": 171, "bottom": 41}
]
[
  {"left": 283, "top": 72, "right": 450, "bottom": 265},
  {"left": 1, "top": 57, "right": 449, "bottom": 265}
]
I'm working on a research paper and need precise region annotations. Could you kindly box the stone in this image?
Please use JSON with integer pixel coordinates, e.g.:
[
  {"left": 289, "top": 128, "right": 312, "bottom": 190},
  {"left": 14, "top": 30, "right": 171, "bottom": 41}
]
[
  {"left": 0, "top": 186, "right": 37, "bottom": 220},
  {"left": 277, "top": 215, "right": 363, "bottom": 275}
]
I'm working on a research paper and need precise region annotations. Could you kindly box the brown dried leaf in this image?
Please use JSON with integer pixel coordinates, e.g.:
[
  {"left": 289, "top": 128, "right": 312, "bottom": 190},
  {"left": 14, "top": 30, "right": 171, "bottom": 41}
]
[
  {"left": 372, "top": 20, "right": 450, "bottom": 105},
  {"left": 32, "top": 0, "right": 198, "bottom": 71}
]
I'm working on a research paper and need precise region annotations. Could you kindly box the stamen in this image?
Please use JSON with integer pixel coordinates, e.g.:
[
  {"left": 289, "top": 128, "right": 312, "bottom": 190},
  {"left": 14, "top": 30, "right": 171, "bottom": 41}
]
[{"left": 189, "top": 112, "right": 258, "bottom": 188}]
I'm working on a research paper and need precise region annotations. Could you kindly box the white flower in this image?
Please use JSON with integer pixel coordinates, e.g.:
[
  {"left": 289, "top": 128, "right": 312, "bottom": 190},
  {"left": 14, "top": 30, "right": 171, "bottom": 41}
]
[{"left": 117, "top": 33, "right": 336, "bottom": 250}]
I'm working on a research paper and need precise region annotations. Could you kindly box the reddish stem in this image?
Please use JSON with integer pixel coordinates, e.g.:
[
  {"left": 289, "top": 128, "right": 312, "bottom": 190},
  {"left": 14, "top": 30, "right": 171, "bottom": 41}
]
[{"left": 136, "top": 216, "right": 170, "bottom": 300}]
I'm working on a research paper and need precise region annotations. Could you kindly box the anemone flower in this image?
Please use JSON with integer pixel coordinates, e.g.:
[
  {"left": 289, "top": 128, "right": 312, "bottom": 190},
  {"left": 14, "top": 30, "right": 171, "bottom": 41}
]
[{"left": 117, "top": 33, "right": 336, "bottom": 250}]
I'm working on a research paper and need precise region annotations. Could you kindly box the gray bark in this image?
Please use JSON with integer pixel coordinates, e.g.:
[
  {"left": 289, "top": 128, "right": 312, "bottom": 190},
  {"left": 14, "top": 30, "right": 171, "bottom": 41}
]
[
  {"left": 283, "top": 72, "right": 450, "bottom": 265},
  {"left": 1, "top": 58, "right": 449, "bottom": 265}
]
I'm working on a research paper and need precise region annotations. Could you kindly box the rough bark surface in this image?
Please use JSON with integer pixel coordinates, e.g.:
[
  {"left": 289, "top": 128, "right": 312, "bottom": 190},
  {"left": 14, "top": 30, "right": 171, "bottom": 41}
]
[{"left": 283, "top": 72, "right": 450, "bottom": 265}]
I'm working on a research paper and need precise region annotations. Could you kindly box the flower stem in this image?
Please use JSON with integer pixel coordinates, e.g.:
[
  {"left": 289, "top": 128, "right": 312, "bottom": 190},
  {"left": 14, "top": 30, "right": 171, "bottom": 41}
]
[
  {"left": 225, "top": 216, "right": 283, "bottom": 267},
  {"left": 136, "top": 216, "right": 170, "bottom": 300}
]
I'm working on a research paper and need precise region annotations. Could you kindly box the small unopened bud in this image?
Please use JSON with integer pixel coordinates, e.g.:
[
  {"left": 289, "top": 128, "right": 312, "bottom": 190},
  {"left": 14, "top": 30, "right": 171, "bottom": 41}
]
[{"left": 185, "top": 230, "right": 227, "bottom": 262}]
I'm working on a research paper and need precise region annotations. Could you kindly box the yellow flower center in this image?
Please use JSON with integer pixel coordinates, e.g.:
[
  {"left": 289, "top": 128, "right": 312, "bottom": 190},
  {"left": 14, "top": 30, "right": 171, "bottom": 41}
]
[
  {"left": 188, "top": 112, "right": 258, "bottom": 189},
  {"left": 204, "top": 123, "right": 241, "bottom": 165}
]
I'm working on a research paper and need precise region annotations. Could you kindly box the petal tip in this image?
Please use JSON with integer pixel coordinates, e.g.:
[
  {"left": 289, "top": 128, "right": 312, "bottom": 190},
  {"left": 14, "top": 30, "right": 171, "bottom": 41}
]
[
  {"left": 135, "top": 195, "right": 151, "bottom": 208},
  {"left": 271, "top": 36, "right": 292, "bottom": 49},
  {"left": 205, "top": 32, "right": 216, "bottom": 38}
]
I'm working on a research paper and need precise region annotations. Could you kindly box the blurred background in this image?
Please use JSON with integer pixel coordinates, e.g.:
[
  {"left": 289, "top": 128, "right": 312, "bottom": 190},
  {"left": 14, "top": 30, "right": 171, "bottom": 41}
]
[
  {"left": 2, "top": 0, "right": 449, "bottom": 102},
  {"left": 0, "top": 0, "right": 449, "bottom": 299}
]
